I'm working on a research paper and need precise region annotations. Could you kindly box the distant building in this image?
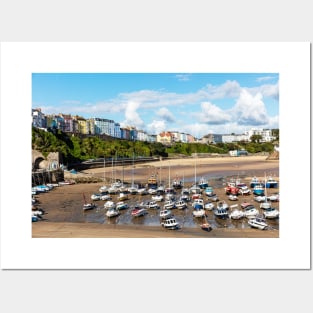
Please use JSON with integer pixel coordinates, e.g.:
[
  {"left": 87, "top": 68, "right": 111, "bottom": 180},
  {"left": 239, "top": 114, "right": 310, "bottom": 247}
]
[
  {"left": 157, "top": 131, "right": 173, "bottom": 145},
  {"left": 32, "top": 108, "right": 46, "bottom": 128}
]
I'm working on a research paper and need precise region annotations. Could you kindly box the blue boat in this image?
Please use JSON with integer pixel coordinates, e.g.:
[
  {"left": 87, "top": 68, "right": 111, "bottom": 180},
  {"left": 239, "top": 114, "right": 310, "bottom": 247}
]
[
  {"left": 265, "top": 176, "right": 278, "bottom": 188},
  {"left": 253, "top": 183, "right": 265, "bottom": 196},
  {"left": 250, "top": 176, "right": 260, "bottom": 188}
]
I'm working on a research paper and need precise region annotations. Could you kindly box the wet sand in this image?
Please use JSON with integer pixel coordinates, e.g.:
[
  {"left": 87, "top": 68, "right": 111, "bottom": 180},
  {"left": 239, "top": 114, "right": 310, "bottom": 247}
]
[
  {"left": 32, "top": 155, "right": 279, "bottom": 238},
  {"left": 32, "top": 221, "right": 279, "bottom": 238}
]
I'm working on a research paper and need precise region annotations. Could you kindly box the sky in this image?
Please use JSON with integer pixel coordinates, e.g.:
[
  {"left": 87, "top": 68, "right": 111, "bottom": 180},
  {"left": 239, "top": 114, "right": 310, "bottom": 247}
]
[{"left": 32, "top": 73, "right": 279, "bottom": 138}]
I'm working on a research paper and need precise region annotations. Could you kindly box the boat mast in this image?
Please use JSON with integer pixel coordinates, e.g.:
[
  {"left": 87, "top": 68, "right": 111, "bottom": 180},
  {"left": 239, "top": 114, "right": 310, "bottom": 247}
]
[
  {"left": 132, "top": 152, "right": 135, "bottom": 187},
  {"left": 194, "top": 153, "right": 197, "bottom": 185},
  {"left": 168, "top": 160, "right": 171, "bottom": 187}
]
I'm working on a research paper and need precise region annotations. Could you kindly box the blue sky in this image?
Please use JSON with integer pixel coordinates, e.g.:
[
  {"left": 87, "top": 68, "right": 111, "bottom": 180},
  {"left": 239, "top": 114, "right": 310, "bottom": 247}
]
[{"left": 32, "top": 73, "right": 279, "bottom": 138}]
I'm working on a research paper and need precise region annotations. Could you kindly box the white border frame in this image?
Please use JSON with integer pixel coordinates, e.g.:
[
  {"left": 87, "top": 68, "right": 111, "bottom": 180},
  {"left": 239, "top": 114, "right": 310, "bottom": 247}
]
[{"left": 0, "top": 42, "right": 311, "bottom": 269}]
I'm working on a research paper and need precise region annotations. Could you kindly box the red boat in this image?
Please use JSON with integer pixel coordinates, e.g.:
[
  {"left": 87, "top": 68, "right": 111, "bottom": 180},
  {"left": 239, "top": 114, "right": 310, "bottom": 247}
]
[{"left": 225, "top": 184, "right": 239, "bottom": 195}]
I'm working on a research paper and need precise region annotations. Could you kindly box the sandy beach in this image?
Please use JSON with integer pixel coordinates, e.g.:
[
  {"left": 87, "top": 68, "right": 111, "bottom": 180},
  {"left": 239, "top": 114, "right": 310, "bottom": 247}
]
[{"left": 32, "top": 155, "right": 279, "bottom": 238}]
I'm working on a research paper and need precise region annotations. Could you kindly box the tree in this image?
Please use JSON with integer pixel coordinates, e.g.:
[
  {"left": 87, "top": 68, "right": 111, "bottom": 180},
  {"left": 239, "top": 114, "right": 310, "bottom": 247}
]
[{"left": 250, "top": 134, "right": 263, "bottom": 143}]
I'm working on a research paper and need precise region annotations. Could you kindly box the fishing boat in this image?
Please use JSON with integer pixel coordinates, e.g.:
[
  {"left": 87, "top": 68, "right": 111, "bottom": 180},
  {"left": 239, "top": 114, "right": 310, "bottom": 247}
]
[
  {"left": 147, "top": 175, "right": 158, "bottom": 189},
  {"left": 216, "top": 200, "right": 229, "bottom": 210},
  {"left": 248, "top": 216, "right": 268, "bottom": 230},
  {"left": 192, "top": 204, "right": 206, "bottom": 218},
  {"left": 161, "top": 217, "right": 180, "bottom": 230},
  {"left": 172, "top": 176, "right": 183, "bottom": 189},
  {"left": 192, "top": 198, "right": 204, "bottom": 209},
  {"left": 204, "top": 186, "right": 214, "bottom": 197},
  {"left": 253, "top": 183, "right": 265, "bottom": 196},
  {"left": 180, "top": 189, "right": 191, "bottom": 202},
  {"left": 163, "top": 200, "right": 175, "bottom": 210},
  {"left": 175, "top": 200, "right": 187, "bottom": 209},
  {"left": 198, "top": 177, "right": 209, "bottom": 189},
  {"left": 213, "top": 207, "right": 228, "bottom": 219},
  {"left": 250, "top": 176, "right": 260, "bottom": 188},
  {"left": 265, "top": 176, "right": 278, "bottom": 188},
  {"left": 225, "top": 183, "right": 239, "bottom": 196}
]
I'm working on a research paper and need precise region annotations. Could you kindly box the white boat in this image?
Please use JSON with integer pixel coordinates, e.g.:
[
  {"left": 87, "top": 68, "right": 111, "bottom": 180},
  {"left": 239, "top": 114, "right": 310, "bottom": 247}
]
[
  {"left": 83, "top": 203, "right": 97, "bottom": 211},
  {"left": 214, "top": 207, "right": 229, "bottom": 219},
  {"left": 229, "top": 205, "right": 244, "bottom": 220},
  {"left": 131, "top": 206, "right": 148, "bottom": 217},
  {"left": 99, "top": 185, "right": 108, "bottom": 193},
  {"left": 228, "top": 194, "right": 238, "bottom": 201},
  {"left": 104, "top": 201, "right": 115, "bottom": 209},
  {"left": 82, "top": 193, "right": 96, "bottom": 211},
  {"left": 241, "top": 203, "right": 259, "bottom": 218},
  {"left": 192, "top": 206, "right": 206, "bottom": 218},
  {"left": 192, "top": 198, "right": 204, "bottom": 209},
  {"left": 116, "top": 201, "right": 129, "bottom": 210},
  {"left": 106, "top": 207, "right": 120, "bottom": 218},
  {"left": 163, "top": 200, "right": 175, "bottom": 210},
  {"left": 248, "top": 216, "right": 268, "bottom": 230},
  {"left": 128, "top": 185, "right": 139, "bottom": 195},
  {"left": 91, "top": 193, "right": 102, "bottom": 201},
  {"left": 175, "top": 200, "right": 187, "bottom": 209},
  {"left": 204, "top": 201, "right": 215, "bottom": 210},
  {"left": 237, "top": 184, "right": 251, "bottom": 195},
  {"left": 263, "top": 207, "right": 280, "bottom": 219},
  {"left": 267, "top": 193, "right": 279, "bottom": 202},
  {"left": 100, "top": 194, "right": 112, "bottom": 201},
  {"left": 140, "top": 200, "right": 160, "bottom": 209},
  {"left": 159, "top": 209, "right": 172, "bottom": 219},
  {"left": 216, "top": 200, "right": 229, "bottom": 210},
  {"left": 161, "top": 217, "right": 180, "bottom": 229},
  {"left": 152, "top": 194, "right": 164, "bottom": 202},
  {"left": 254, "top": 195, "right": 267, "bottom": 202}
]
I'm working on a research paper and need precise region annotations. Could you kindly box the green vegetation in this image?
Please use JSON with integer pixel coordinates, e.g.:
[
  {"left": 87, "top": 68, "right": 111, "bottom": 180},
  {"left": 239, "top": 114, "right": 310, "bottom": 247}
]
[{"left": 32, "top": 127, "right": 276, "bottom": 164}]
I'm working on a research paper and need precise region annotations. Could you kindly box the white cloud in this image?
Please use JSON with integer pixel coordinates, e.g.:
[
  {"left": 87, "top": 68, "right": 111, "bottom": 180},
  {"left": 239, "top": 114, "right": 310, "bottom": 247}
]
[
  {"left": 146, "top": 120, "right": 167, "bottom": 135},
  {"left": 175, "top": 74, "right": 191, "bottom": 81},
  {"left": 121, "top": 101, "right": 144, "bottom": 129},
  {"left": 181, "top": 123, "right": 211, "bottom": 139},
  {"left": 198, "top": 102, "right": 232, "bottom": 125},
  {"left": 233, "top": 89, "right": 269, "bottom": 126},
  {"left": 156, "top": 107, "right": 175, "bottom": 123},
  {"left": 203, "top": 80, "right": 242, "bottom": 99}
]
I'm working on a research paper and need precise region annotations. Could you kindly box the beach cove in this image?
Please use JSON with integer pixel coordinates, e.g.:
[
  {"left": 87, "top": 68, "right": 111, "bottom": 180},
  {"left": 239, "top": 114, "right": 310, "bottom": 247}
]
[{"left": 32, "top": 155, "right": 279, "bottom": 238}]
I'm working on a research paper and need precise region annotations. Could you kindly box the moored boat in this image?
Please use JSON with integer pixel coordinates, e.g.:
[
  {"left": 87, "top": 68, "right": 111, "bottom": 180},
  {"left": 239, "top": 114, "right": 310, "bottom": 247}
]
[
  {"left": 161, "top": 217, "right": 180, "bottom": 230},
  {"left": 248, "top": 216, "right": 268, "bottom": 230}
]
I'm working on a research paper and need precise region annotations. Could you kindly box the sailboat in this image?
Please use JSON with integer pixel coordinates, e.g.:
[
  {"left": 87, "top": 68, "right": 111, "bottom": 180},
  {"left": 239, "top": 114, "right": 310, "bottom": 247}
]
[
  {"left": 128, "top": 152, "right": 138, "bottom": 194},
  {"left": 82, "top": 193, "right": 96, "bottom": 211}
]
